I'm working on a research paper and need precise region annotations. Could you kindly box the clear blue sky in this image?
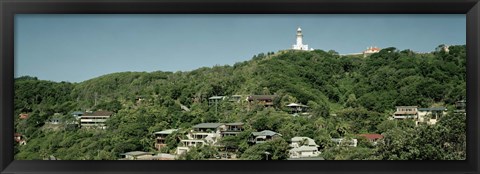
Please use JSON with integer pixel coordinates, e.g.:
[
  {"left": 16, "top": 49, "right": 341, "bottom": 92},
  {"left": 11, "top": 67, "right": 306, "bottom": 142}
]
[{"left": 15, "top": 14, "right": 466, "bottom": 83}]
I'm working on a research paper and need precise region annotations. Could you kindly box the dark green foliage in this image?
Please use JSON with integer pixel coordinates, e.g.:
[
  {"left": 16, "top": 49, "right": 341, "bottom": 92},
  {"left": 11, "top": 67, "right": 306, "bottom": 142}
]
[
  {"left": 373, "top": 112, "right": 466, "bottom": 160},
  {"left": 177, "top": 146, "right": 219, "bottom": 160},
  {"left": 241, "top": 138, "right": 290, "bottom": 160}
]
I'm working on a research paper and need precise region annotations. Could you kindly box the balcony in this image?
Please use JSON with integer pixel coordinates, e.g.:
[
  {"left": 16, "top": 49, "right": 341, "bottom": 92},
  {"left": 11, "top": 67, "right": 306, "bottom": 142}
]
[{"left": 393, "top": 115, "right": 417, "bottom": 119}]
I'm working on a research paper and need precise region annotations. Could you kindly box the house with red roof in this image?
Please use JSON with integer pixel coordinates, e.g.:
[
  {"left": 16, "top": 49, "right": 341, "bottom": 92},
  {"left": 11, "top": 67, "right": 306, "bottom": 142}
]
[
  {"left": 357, "top": 134, "right": 384, "bottom": 145},
  {"left": 19, "top": 113, "right": 29, "bottom": 119},
  {"left": 14, "top": 133, "right": 27, "bottom": 145},
  {"left": 362, "top": 46, "right": 381, "bottom": 57},
  {"left": 247, "top": 95, "right": 277, "bottom": 107}
]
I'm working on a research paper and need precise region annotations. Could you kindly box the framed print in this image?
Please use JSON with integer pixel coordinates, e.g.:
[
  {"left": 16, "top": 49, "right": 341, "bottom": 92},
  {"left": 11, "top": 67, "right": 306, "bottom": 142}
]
[{"left": 1, "top": 0, "right": 479, "bottom": 174}]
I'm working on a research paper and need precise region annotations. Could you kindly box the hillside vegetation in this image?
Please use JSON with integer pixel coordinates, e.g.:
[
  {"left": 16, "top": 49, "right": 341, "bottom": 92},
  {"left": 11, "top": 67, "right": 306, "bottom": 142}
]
[{"left": 14, "top": 45, "right": 466, "bottom": 160}]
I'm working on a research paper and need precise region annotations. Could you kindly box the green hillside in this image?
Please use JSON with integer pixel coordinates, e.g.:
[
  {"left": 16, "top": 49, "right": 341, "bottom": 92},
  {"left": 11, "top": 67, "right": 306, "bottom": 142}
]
[{"left": 14, "top": 45, "right": 466, "bottom": 160}]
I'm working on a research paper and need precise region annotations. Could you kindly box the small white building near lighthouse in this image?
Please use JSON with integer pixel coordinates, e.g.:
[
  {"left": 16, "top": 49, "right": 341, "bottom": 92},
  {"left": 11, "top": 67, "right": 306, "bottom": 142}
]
[{"left": 292, "top": 27, "right": 313, "bottom": 51}]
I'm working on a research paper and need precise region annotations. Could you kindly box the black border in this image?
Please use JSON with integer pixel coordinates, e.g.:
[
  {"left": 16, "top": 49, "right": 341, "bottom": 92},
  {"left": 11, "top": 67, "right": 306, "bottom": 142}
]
[{"left": 1, "top": 0, "right": 479, "bottom": 174}]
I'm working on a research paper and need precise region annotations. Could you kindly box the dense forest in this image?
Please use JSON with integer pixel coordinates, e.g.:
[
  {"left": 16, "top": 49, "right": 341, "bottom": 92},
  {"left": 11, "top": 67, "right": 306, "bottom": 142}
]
[{"left": 14, "top": 45, "right": 466, "bottom": 160}]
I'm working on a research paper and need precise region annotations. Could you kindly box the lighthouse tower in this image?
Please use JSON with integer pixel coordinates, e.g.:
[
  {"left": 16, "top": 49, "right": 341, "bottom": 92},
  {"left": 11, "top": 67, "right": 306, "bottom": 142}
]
[{"left": 292, "top": 27, "right": 309, "bottom": 50}]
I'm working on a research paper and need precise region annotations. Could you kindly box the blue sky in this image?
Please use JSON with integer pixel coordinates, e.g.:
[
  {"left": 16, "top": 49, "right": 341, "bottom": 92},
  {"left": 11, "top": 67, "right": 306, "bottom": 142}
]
[{"left": 15, "top": 14, "right": 466, "bottom": 83}]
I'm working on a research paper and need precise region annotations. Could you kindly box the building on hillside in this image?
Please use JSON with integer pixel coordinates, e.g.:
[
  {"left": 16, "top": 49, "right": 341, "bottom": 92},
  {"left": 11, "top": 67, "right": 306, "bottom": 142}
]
[
  {"left": 362, "top": 46, "right": 381, "bottom": 57},
  {"left": 154, "top": 129, "right": 178, "bottom": 151},
  {"left": 357, "top": 134, "right": 384, "bottom": 145},
  {"left": 19, "top": 113, "right": 29, "bottom": 119},
  {"left": 119, "top": 151, "right": 154, "bottom": 160},
  {"left": 14, "top": 133, "right": 27, "bottom": 145},
  {"left": 71, "top": 111, "right": 84, "bottom": 120},
  {"left": 288, "top": 157, "right": 325, "bottom": 160},
  {"left": 119, "top": 152, "right": 176, "bottom": 160},
  {"left": 393, "top": 106, "right": 448, "bottom": 125},
  {"left": 152, "top": 153, "right": 176, "bottom": 160},
  {"left": 331, "top": 138, "right": 358, "bottom": 147},
  {"left": 417, "top": 107, "right": 447, "bottom": 125},
  {"left": 292, "top": 27, "right": 313, "bottom": 51},
  {"left": 228, "top": 95, "right": 243, "bottom": 103},
  {"left": 249, "top": 130, "right": 282, "bottom": 144},
  {"left": 247, "top": 95, "right": 277, "bottom": 107},
  {"left": 455, "top": 100, "right": 466, "bottom": 113},
  {"left": 189, "top": 123, "right": 225, "bottom": 144},
  {"left": 80, "top": 111, "right": 113, "bottom": 129},
  {"left": 47, "top": 117, "right": 62, "bottom": 125},
  {"left": 176, "top": 139, "right": 206, "bottom": 155},
  {"left": 221, "top": 123, "right": 244, "bottom": 137},
  {"left": 290, "top": 137, "right": 317, "bottom": 148},
  {"left": 393, "top": 106, "right": 418, "bottom": 119},
  {"left": 289, "top": 137, "right": 320, "bottom": 158},
  {"left": 289, "top": 146, "right": 320, "bottom": 159},
  {"left": 208, "top": 96, "right": 226, "bottom": 106},
  {"left": 135, "top": 96, "right": 145, "bottom": 101},
  {"left": 286, "top": 103, "right": 309, "bottom": 115},
  {"left": 436, "top": 45, "right": 450, "bottom": 53},
  {"left": 47, "top": 113, "right": 77, "bottom": 125}
]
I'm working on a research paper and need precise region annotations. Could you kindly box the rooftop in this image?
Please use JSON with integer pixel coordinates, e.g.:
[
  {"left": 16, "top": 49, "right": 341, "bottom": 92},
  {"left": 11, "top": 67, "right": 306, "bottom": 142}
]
[
  {"left": 225, "top": 122, "right": 244, "bottom": 126},
  {"left": 71, "top": 111, "right": 84, "bottom": 115},
  {"left": 120, "top": 151, "right": 153, "bottom": 157},
  {"left": 395, "top": 106, "right": 418, "bottom": 108},
  {"left": 252, "top": 130, "right": 281, "bottom": 137},
  {"left": 290, "top": 146, "right": 318, "bottom": 152},
  {"left": 286, "top": 103, "right": 308, "bottom": 107},
  {"left": 357, "top": 134, "right": 384, "bottom": 140},
  {"left": 193, "top": 123, "right": 225, "bottom": 129},
  {"left": 154, "top": 129, "right": 178, "bottom": 135},
  {"left": 291, "top": 137, "right": 317, "bottom": 146},
  {"left": 287, "top": 157, "right": 324, "bottom": 160},
  {"left": 83, "top": 111, "right": 113, "bottom": 116},
  {"left": 394, "top": 111, "right": 417, "bottom": 115},
  {"left": 209, "top": 96, "right": 225, "bottom": 100},
  {"left": 247, "top": 95, "right": 277, "bottom": 101},
  {"left": 418, "top": 107, "right": 447, "bottom": 111},
  {"left": 153, "top": 153, "right": 176, "bottom": 159},
  {"left": 180, "top": 139, "right": 206, "bottom": 143}
]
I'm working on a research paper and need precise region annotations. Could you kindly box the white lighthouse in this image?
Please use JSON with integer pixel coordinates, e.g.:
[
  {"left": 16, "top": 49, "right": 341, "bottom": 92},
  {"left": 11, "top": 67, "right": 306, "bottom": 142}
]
[{"left": 292, "top": 27, "right": 310, "bottom": 51}]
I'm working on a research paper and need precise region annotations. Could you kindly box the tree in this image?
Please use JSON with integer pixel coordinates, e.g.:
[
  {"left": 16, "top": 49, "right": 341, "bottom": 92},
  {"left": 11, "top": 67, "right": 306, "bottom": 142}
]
[
  {"left": 241, "top": 138, "right": 289, "bottom": 160},
  {"left": 177, "top": 146, "right": 219, "bottom": 160}
]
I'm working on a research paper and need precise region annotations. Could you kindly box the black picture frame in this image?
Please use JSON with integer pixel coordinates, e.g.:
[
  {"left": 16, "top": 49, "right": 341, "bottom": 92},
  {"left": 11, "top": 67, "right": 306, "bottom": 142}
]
[{"left": 1, "top": 0, "right": 479, "bottom": 174}]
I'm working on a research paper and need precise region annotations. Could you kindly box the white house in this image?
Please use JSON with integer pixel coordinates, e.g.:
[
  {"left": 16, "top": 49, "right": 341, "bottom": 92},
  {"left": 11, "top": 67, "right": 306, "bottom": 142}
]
[
  {"left": 188, "top": 123, "right": 225, "bottom": 144},
  {"left": 417, "top": 107, "right": 447, "bottom": 125},
  {"left": 154, "top": 129, "right": 178, "bottom": 150},
  {"left": 393, "top": 106, "right": 447, "bottom": 125},
  {"left": 362, "top": 46, "right": 381, "bottom": 57},
  {"left": 80, "top": 111, "right": 113, "bottom": 129},
  {"left": 393, "top": 106, "right": 418, "bottom": 119},
  {"left": 249, "top": 130, "right": 282, "bottom": 144},
  {"left": 208, "top": 96, "right": 226, "bottom": 106},
  {"left": 286, "top": 103, "right": 309, "bottom": 115},
  {"left": 363, "top": 46, "right": 381, "bottom": 54},
  {"left": 119, "top": 151, "right": 154, "bottom": 160},
  {"left": 332, "top": 138, "right": 358, "bottom": 147},
  {"left": 176, "top": 139, "right": 206, "bottom": 155},
  {"left": 289, "top": 146, "right": 320, "bottom": 158},
  {"left": 289, "top": 137, "right": 320, "bottom": 158}
]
